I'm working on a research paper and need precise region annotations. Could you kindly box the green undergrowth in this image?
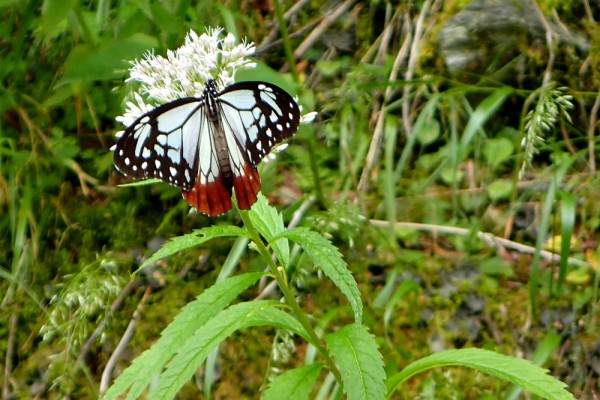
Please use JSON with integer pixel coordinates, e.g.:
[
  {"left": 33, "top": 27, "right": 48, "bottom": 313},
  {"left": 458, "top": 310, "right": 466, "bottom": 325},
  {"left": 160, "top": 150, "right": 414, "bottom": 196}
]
[{"left": 1, "top": 0, "right": 599, "bottom": 399}]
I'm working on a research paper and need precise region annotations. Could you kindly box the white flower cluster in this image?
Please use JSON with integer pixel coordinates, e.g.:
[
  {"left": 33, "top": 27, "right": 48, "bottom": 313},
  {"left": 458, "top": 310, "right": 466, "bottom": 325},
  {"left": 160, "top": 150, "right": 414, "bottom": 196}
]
[{"left": 116, "top": 27, "right": 256, "bottom": 128}]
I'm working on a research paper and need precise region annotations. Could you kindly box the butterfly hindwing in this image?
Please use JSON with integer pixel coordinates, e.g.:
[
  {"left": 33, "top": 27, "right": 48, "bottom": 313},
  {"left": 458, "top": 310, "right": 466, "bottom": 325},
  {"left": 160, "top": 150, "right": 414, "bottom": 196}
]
[{"left": 183, "top": 118, "right": 235, "bottom": 216}]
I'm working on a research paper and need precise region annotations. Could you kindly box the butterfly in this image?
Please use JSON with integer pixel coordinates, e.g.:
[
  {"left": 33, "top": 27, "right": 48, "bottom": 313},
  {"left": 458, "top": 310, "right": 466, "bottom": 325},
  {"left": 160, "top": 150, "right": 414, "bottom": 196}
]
[{"left": 113, "top": 79, "right": 301, "bottom": 216}]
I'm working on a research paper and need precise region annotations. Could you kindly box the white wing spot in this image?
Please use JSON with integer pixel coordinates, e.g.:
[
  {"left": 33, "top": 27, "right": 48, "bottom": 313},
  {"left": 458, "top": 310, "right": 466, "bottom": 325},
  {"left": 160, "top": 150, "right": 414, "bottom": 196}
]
[
  {"left": 132, "top": 165, "right": 138, "bottom": 172},
  {"left": 155, "top": 159, "right": 161, "bottom": 169},
  {"left": 166, "top": 129, "right": 181, "bottom": 149},
  {"left": 276, "top": 124, "right": 283, "bottom": 131},
  {"left": 134, "top": 125, "right": 151, "bottom": 155},
  {"left": 167, "top": 148, "right": 181, "bottom": 164},
  {"left": 142, "top": 147, "right": 151, "bottom": 158},
  {"left": 157, "top": 134, "right": 167, "bottom": 145},
  {"left": 154, "top": 144, "right": 165, "bottom": 156},
  {"left": 170, "top": 166, "right": 177, "bottom": 176},
  {"left": 124, "top": 157, "right": 130, "bottom": 166},
  {"left": 185, "top": 170, "right": 191, "bottom": 182},
  {"left": 141, "top": 161, "right": 148, "bottom": 170},
  {"left": 247, "top": 125, "right": 259, "bottom": 143}
]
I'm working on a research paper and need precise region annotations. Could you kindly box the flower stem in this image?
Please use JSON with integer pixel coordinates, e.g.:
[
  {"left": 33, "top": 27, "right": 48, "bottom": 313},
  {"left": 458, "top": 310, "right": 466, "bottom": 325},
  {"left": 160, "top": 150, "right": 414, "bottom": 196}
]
[{"left": 238, "top": 209, "right": 342, "bottom": 382}]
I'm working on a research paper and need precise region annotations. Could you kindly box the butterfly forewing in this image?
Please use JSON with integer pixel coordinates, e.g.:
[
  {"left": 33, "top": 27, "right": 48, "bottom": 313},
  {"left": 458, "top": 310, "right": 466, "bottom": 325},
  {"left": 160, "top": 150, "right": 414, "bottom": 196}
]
[
  {"left": 113, "top": 80, "right": 301, "bottom": 216},
  {"left": 218, "top": 81, "right": 301, "bottom": 165},
  {"left": 114, "top": 98, "right": 206, "bottom": 190}
]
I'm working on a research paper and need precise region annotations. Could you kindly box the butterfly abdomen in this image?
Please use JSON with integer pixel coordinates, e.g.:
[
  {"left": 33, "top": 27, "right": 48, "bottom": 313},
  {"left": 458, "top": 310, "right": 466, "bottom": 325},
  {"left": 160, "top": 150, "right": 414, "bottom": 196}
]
[{"left": 205, "top": 89, "right": 235, "bottom": 183}]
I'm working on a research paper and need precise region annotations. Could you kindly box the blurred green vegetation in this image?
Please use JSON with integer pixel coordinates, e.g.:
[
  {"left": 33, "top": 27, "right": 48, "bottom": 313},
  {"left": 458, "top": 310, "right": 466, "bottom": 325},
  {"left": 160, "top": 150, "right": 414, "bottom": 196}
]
[{"left": 1, "top": 0, "right": 599, "bottom": 398}]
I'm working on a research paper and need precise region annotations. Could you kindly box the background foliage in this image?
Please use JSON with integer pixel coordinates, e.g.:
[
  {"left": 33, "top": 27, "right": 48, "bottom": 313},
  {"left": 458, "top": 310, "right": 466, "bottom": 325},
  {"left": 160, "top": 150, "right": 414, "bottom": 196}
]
[{"left": 1, "top": 0, "right": 599, "bottom": 398}]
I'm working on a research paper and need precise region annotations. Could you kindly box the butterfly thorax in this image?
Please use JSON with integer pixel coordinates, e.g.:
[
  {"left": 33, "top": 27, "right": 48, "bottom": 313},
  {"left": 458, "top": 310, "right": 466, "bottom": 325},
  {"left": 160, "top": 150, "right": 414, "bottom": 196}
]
[{"left": 204, "top": 80, "right": 233, "bottom": 182}]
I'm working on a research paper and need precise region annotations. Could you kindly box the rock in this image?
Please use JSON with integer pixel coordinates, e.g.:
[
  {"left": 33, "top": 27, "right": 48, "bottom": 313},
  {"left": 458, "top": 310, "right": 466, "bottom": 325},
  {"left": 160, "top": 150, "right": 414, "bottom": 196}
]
[{"left": 438, "top": 0, "right": 589, "bottom": 82}]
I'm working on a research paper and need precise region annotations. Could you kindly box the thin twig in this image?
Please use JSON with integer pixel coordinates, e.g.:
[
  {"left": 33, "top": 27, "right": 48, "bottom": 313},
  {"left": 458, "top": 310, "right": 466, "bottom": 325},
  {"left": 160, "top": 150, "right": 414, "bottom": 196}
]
[
  {"left": 99, "top": 285, "right": 153, "bottom": 396},
  {"left": 533, "top": 2, "right": 555, "bottom": 86},
  {"left": 370, "top": 219, "right": 592, "bottom": 268},
  {"left": 178, "top": 254, "right": 210, "bottom": 280},
  {"left": 76, "top": 281, "right": 136, "bottom": 370},
  {"left": 583, "top": 0, "right": 594, "bottom": 22},
  {"left": 359, "top": 4, "right": 397, "bottom": 64},
  {"left": 67, "top": 159, "right": 99, "bottom": 196},
  {"left": 402, "top": 0, "right": 433, "bottom": 139},
  {"left": 258, "top": 0, "right": 311, "bottom": 50},
  {"left": 293, "top": 0, "right": 356, "bottom": 60},
  {"left": 3, "top": 313, "right": 17, "bottom": 399},
  {"left": 587, "top": 92, "right": 600, "bottom": 171},
  {"left": 357, "top": 7, "right": 411, "bottom": 194},
  {"left": 85, "top": 92, "right": 106, "bottom": 148},
  {"left": 256, "top": 18, "right": 322, "bottom": 56},
  {"left": 373, "top": 3, "right": 394, "bottom": 65}
]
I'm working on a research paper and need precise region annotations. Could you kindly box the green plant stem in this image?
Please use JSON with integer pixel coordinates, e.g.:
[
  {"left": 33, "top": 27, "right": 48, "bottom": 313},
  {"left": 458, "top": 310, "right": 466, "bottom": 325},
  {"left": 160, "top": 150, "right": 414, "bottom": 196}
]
[
  {"left": 271, "top": 2, "right": 325, "bottom": 208},
  {"left": 238, "top": 209, "right": 342, "bottom": 383},
  {"left": 306, "top": 133, "right": 327, "bottom": 209},
  {"left": 271, "top": 0, "right": 298, "bottom": 82},
  {"left": 72, "top": 4, "right": 96, "bottom": 47}
]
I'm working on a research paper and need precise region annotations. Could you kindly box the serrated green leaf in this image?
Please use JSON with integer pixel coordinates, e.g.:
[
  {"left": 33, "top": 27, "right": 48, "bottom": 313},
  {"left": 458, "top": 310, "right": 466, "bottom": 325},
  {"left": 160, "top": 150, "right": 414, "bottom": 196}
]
[
  {"left": 103, "top": 272, "right": 263, "bottom": 400},
  {"left": 386, "top": 348, "right": 575, "bottom": 400},
  {"left": 248, "top": 193, "right": 290, "bottom": 267},
  {"left": 505, "top": 333, "right": 562, "bottom": 400},
  {"left": 152, "top": 301, "right": 310, "bottom": 399},
  {"left": 139, "top": 225, "right": 250, "bottom": 270},
  {"left": 262, "top": 364, "right": 323, "bottom": 400},
  {"left": 325, "top": 325, "right": 386, "bottom": 400},
  {"left": 275, "top": 227, "right": 362, "bottom": 324}
]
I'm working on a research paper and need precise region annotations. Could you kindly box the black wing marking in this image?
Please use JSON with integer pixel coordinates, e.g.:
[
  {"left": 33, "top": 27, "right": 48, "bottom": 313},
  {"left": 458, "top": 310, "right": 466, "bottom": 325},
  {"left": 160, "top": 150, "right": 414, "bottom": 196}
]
[
  {"left": 217, "top": 81, "right": 301, "bottom": 165},
  {"left": 113, "top": 97, "right": 206, "bottom": 191}
]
